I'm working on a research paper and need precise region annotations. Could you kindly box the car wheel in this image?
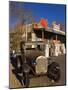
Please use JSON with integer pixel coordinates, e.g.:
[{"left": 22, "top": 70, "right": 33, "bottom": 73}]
[{"left": 47, "top": 62, "right": 60, "bottom": 81}]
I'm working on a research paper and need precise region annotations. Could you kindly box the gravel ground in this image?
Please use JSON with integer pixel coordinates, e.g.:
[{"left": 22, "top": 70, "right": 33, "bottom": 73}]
[{"left": 9, "top": 54, "right": 66, "bottom": 89}]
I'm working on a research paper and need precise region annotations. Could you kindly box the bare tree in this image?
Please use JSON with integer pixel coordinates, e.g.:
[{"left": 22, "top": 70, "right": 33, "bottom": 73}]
[
  {"left": 9, "top": 1, "right": 34, "bottom": 52},
  {"left": 9, "top": 1, "right": 33, "bottom": 25}
]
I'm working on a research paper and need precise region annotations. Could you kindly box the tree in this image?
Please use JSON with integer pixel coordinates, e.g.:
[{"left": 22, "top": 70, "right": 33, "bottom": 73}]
[
  {"left": 9, "top": 1, "right": 34, "bottom": 52},
  {"left": 9, "top": 1, "right": 33, "bottom": 26}
]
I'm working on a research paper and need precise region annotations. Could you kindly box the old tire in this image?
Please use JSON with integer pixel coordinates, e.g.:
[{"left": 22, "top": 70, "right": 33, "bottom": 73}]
[{"left": 47, "top": 62, "right": 60, "bottom": 81}]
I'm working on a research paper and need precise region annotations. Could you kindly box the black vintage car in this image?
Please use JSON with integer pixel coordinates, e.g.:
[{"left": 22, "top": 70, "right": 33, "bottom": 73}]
[{"left": 10, "top": 41, "right": 60, "bottom": 87}]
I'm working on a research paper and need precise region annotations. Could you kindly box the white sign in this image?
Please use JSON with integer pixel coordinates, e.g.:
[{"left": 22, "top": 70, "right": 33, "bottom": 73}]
[{"left": 53, "top": 24, "right": 60, "bottom": 31}]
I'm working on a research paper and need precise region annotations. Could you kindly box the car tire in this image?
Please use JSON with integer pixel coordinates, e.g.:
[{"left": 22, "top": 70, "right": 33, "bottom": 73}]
[{"left": 47, "top": 62, "right": 60, "bottom": 81}]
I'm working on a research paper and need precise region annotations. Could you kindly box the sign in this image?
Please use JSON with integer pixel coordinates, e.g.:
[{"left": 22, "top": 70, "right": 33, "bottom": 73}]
[
  {"left": 40, "top": 18, "right": 48, "bottom": 28},
  {"left": 53, "top": 23, "right": 60, "bottom": 31}
]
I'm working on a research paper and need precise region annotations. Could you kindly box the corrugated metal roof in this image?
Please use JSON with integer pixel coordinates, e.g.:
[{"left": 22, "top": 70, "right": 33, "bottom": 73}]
[{"left": 33, "top": 28, "right": 66, "bottom": 36}]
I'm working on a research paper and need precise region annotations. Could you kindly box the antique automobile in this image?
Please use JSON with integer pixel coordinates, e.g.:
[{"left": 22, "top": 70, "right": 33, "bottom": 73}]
[{"left": 10, "top": 41, "right": 61, "bottom": 87}]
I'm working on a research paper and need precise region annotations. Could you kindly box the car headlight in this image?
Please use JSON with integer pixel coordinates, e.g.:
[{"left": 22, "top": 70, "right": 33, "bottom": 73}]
[{"left": 32, "top": 59, "right": 37, "bottom": 65}]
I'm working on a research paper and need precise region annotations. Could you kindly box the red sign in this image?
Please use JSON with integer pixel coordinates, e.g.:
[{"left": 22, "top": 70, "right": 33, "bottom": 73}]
[{"left": 40, "top": 18, "right": 48, "bottom": 28}]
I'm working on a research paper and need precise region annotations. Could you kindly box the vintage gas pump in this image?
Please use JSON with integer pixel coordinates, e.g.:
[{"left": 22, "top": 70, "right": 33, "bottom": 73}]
[{"left": 45, "top": 40, "right": 50, "bottom": 58}]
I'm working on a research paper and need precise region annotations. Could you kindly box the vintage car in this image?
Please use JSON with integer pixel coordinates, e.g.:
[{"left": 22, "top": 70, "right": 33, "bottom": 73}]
[{"left": 10, "top": 41, "right": 60, "bottom": 87}]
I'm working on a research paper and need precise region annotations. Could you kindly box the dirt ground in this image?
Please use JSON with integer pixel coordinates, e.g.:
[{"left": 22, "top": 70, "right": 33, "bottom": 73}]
[{"left": 9, "top": 54, "right": 66, "bottom": 89}]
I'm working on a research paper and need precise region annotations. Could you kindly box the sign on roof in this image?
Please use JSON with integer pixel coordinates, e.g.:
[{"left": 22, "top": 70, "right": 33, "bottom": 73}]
[
  {"left": 53, "top": 24, "right": 60, "bottom": 31},
  {"left": 40, "top": 18, "right": 48, "bottom": 28}
]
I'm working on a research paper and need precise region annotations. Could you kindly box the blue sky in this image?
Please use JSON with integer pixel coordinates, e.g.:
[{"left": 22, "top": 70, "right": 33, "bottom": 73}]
[{"left": 9, "top": 1, "right": 66, "bottom": 28}]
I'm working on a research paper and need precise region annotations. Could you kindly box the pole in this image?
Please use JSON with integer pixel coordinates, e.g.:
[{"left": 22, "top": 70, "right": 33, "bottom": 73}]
[
  {"left": 25, "top": 22, "right": 27, "bottom": 42},
  {"left": 56, "top": 35, "right": 57, "bottom": 41},
  {"left": 42, "top": 29, "right": 44, "bottom": 40}
]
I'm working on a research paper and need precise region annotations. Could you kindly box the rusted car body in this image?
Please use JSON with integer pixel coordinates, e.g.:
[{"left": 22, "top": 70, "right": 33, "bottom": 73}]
[{"left": 10, "top": 41, "right": 60, "bottom": 87}]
